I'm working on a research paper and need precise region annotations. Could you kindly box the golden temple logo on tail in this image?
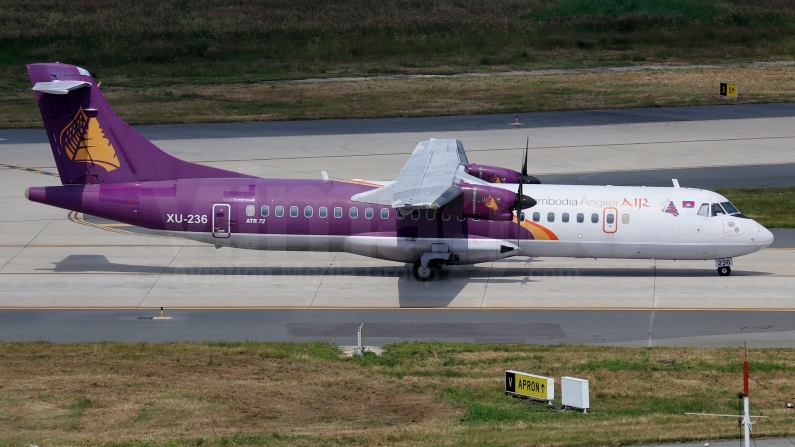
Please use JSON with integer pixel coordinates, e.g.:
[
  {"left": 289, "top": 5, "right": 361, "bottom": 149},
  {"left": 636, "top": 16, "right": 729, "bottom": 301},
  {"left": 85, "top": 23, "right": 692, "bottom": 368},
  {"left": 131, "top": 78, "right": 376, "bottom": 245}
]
[{"left": 59, "top": 107, "right": 120, "bottom": 172}]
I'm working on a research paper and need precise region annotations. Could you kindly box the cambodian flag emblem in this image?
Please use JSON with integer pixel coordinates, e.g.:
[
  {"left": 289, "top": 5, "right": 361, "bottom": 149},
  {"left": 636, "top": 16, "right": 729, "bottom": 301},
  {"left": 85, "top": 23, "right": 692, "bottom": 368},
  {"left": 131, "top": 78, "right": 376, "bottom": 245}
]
[{"left": 682, "top": 201, "right": 695, "bottom": 208}]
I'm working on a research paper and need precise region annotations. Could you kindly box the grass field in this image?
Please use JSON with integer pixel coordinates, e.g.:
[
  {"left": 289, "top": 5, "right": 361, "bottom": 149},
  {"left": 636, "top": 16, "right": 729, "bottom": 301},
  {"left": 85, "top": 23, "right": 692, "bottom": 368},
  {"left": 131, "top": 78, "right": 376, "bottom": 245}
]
[
  {"left": 3, "top": 0, "right": 795, "bottom": 83},
  {"left": 1, "top": 342, "right": 793, "bottom": 447},
  {"left": 3, "top": 0, "right": 795, "bottom": 127},
  {"left": 4, "top": 64, "right": 795, "bottom": 128},
  {"left": 719, "top": 187, "right": 795, "bottom": 228}
]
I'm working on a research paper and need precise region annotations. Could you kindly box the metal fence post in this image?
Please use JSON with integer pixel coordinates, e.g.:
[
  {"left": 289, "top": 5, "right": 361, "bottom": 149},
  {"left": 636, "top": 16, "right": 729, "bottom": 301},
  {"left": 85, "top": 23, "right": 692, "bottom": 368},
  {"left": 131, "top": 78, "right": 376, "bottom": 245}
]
[{"left": 357, "top": 324, "right": 364, "bottom": 355}]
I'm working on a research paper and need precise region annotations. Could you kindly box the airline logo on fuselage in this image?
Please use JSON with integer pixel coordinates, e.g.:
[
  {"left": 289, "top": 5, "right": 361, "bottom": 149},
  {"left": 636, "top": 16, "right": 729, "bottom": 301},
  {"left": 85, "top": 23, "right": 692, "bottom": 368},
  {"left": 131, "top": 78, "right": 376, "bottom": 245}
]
[
  {"left": 59, "top": 107, "right": 120, "bottom": 172},
  {"left": 535, "top": 197, "right": 651, "bottom": 209},
  {"left": 661, "top": 199, "right": 679, "bottom": 217}
]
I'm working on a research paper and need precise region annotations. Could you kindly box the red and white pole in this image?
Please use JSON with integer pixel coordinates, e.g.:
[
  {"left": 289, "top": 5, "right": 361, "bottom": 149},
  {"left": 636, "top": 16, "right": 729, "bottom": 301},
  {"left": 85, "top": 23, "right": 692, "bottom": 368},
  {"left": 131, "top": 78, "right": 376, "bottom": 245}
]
[{"left": 743, "top": 343, "right": 751, "bottom": 447}]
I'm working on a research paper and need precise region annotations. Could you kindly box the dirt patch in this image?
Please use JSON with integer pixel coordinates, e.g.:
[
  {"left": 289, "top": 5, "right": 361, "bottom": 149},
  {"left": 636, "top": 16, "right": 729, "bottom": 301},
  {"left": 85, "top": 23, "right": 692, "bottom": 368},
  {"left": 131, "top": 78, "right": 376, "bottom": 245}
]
[{"left": 0, "top": 343, "right": 461, "bottom": 444}]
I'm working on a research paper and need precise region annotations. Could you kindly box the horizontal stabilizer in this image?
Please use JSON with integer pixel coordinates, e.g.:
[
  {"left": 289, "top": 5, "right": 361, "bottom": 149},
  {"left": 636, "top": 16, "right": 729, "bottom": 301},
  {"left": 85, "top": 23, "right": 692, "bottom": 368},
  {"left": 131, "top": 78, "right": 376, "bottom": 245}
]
[{"left": 32, "top": 80, "right": 91, "bottom": 95}]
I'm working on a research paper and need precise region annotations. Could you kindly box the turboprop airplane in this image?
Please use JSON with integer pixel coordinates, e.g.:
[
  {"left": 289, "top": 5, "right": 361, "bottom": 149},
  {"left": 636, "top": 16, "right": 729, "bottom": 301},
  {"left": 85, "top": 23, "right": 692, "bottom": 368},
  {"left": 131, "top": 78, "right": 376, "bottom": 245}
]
[{"left": 24, "top": 63, "right": 773, "bottom": 281}]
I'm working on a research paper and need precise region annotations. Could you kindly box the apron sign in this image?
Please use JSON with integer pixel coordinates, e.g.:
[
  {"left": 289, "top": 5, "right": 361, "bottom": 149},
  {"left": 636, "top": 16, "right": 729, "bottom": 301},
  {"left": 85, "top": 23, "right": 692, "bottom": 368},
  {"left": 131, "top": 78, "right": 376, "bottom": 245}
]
[
  {"left": 505, "top": 370, "right": 554, "bottom": 401},
  {"left": 719, "top": 82, "right": 737, "bottom": 99}
]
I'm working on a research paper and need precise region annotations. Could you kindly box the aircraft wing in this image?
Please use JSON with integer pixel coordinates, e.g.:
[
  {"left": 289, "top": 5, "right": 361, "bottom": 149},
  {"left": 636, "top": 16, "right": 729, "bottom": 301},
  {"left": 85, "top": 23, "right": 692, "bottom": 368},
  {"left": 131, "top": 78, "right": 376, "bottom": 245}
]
[{"left": 351, "top": 139, "right": 487, "bottom": 210}]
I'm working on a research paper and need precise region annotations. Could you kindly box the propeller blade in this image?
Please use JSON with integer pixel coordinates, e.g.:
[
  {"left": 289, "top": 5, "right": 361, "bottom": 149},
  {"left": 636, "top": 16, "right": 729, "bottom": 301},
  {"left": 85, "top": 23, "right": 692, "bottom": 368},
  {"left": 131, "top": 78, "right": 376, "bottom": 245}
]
[
  {"left": 515, "top": 137, "right": 536, "bottom": 245},
  {"left": 517, "top": 141, "right": 527, "bottom": 245}
]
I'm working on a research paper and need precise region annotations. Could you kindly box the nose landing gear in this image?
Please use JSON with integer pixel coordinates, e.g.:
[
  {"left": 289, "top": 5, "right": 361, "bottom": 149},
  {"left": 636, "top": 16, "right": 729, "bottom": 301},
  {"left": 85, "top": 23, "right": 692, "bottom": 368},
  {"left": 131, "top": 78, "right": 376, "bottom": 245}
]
[{"left": 715, "top": 258, "right": 733, "bottom": 276}]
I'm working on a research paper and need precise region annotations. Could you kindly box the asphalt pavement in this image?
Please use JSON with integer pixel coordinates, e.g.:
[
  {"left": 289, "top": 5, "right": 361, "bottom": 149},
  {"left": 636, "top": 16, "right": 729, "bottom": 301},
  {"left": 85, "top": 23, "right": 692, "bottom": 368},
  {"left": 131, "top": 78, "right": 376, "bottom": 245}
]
[
  {"left": 3, "top": 309, "right": 795, "bottom": 347},
  {"left": 4, "top": 102, "right": 795, "bottom": 144}
]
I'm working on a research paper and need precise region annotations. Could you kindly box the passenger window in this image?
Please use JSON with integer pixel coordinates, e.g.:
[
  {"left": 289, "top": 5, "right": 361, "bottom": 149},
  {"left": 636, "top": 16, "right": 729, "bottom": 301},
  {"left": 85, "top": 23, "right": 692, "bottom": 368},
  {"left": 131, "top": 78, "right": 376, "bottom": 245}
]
[
  {"left": 711, "top": 203, "right": 726, "bottom": 217},
  {"left": 577, "top": 213, "right": 584, "bottom": 223},
  {"left": 547, "top": 212, "right": 555, "bottom": 222},
  {"left": 365, "top": 208, "right": 374, "bottom": 219},
  {"left": 442, "top": 213, "right": 450, "bottom": 221},
  {"left": 562, "top": 213, "right": 569, "bottom": 223},
  {"left": 411, "top": 210, "right": 420, "bottom": 220},
  {"left": 290, "top": 206, "right": 298, "bottom": 217},
  {"left": 260, "top": 205, "right": 269, "bottom": 217},
  {"left": 591, "top": 213, "right": 599, "bottom": 223},
  {"left": 319, "top": 207, "right": 328, "bottom": 218},
  {"left": 622, "top": 214, "right": 629, "bottom": 224},
  {"left": 606, "top": 214, "right": 614, "bottom": 224},
  {"left": 380, "top": 208, "right": 389, "bottom": 219},
  {"left": 350, "top": 207, "right": 359, "bottom": 219},
  {"left": 246, "top": 205, "right": 255, "bottom": 217},
  {"left": 334, "top": 207, "right": 342, "bottom": 218},
  {"left": 457, "top": 215, "right": 465, "bottom": 221},
  {"left": 426, "top": 210, "right": 436, "bottom": 220},
  {"left": 472, "top": 218, "right": 480, "bottom": 221},
  {"left": 275, "top": 206, "right": 284, "bottom": 217},
  {"left": 697, "top": 203, "right": 709, "bottom": 217},
  {"left": 397, "top": 211, "right": 404, "bottom": 220},
  {"left": 532, "top": 212, "right": 540, "bottom": 222},
  {"left": 304, "top": 206, "right": 313, "bottom": 218}
]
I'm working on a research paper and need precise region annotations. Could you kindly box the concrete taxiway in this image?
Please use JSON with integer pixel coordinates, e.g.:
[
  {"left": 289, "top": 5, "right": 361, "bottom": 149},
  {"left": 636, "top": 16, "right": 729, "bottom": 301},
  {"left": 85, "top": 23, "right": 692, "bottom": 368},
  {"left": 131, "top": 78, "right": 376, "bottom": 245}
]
[{"left": 1, "top": 104, "right": 794, "bottom": 345}]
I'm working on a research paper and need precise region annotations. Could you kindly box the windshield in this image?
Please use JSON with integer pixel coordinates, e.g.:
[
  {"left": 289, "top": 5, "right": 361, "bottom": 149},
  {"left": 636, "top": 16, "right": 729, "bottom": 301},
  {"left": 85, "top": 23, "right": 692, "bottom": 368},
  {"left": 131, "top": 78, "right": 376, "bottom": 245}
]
[{"left": 721, "top": 201, "right": 740, "bottom": 215}]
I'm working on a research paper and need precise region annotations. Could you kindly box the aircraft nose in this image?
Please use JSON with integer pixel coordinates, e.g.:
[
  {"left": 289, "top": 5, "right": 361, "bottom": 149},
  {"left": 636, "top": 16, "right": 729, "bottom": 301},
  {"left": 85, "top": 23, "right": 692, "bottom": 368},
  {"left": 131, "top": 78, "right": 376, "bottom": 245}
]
[{"left": 757, "top": 223, "right": 774, "bottom": 249}]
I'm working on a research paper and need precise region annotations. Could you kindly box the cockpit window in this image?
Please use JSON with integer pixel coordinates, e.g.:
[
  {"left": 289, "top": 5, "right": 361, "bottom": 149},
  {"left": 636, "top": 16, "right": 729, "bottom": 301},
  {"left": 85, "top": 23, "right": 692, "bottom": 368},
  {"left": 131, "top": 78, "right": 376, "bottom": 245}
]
[
  {"left": 697, "top": 203, "right": 709, "bottom": 217},
  {"left": 711, "top": 203, "right": 726, "bottom": 217},
  {"left": 721, "top": 201, "right": 740, "bottom": 215}
]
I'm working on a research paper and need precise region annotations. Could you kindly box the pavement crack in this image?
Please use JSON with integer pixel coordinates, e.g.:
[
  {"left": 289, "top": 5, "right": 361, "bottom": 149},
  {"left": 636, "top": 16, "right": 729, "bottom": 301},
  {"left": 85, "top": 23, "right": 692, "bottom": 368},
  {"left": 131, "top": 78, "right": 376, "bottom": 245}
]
[
  {"left": 649, "top": 259, "right": 657, "bottom": 347},
  {"left": 137, "top": 243, "right": 186, "bottom": 309},
  {"left": 309, "top": 254, "right": 336, "bottom": 309},
  {"left": 0, "top": 221, "right": 50, "bottom": 272},
  {"left": 480, "top": 261, "right": 495, "bottom": 308}
]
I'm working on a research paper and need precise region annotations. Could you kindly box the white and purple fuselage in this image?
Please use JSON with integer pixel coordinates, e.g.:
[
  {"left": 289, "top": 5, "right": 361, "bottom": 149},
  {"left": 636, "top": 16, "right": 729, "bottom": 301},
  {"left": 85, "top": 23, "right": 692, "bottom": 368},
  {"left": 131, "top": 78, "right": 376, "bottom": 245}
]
[{"left": 23, "top": 63, "right": 773, "bottom": 280}]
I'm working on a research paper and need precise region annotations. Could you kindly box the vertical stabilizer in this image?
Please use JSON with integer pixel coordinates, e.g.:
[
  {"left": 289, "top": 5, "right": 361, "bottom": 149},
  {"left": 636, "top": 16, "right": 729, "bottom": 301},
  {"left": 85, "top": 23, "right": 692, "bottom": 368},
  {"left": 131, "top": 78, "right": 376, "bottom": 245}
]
[{"left": 27, "top": 63, "right": 254, "bottom": 184}]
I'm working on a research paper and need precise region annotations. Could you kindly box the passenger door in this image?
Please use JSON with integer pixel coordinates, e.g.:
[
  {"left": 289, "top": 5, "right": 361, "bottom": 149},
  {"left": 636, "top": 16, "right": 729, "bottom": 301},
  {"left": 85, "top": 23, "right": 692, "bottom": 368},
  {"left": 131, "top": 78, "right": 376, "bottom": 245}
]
[
  {"left": 212, "top": 204, "right": 231, "bottom": 238},
  {"left": 603, "top": 207, "right": 617, "bottom": 234}
]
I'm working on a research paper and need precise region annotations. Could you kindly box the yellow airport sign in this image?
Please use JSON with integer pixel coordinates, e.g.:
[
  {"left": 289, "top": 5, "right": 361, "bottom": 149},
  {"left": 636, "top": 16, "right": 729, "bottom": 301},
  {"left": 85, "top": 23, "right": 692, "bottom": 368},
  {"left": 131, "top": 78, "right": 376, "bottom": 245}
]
[
  {"left": 720, "top": 82, "right": 737, "bottom": 99},
  {"left": 505, "top": 370, "right": 554, "bottom": 401}
]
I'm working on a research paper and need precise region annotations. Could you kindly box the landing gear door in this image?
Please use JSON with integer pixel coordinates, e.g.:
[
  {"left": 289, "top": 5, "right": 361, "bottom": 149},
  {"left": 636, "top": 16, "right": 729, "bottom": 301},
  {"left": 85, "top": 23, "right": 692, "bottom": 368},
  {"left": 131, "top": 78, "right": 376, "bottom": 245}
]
[
  {"left": 212, "top": 204, "right": 231, "bottom": 238},
  {"left": 603, "top": 207, "right": 617, "bottom": 234}
]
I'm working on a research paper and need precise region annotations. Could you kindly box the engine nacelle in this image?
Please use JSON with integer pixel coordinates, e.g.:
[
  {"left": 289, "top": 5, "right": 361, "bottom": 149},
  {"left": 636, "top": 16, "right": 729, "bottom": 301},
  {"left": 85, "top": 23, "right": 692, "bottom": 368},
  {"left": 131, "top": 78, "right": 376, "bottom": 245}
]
[
  {"left": 439, "top": 184, "right": 535, "bottom": 221},
  {"left": 462, "top": 163, "right": 540, "bottom": 184}
]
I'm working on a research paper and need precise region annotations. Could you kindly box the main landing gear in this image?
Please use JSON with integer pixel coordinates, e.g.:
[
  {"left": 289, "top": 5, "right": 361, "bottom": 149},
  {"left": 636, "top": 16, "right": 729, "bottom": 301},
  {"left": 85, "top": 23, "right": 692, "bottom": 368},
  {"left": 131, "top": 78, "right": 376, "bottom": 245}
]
[
  {"left": 413, "top": 260, "right": 439, "bottom": 281},
  {"left": 413, "top": 251, "right": 453, "bottom": 281},
  {"left": 717, "top": 266, "right": 731, "bottom": 276}
]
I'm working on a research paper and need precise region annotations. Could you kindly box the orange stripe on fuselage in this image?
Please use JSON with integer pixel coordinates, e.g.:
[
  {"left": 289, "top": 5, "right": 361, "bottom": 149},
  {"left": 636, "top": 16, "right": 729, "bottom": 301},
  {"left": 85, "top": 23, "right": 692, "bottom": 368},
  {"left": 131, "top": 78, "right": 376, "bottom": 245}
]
[
  {"left": 512, "top": 217, "right": 559, "bottom": 241},
  {"left": 341, "top": 179, "right": 384, "bottom": 188}
]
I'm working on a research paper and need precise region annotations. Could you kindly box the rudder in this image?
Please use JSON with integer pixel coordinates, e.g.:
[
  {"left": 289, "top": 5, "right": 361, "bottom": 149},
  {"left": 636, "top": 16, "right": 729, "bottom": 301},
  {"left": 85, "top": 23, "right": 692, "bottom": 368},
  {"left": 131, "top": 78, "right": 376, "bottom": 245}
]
[{"left": 28, "top": 63, "right": 253, "bottom": 184}]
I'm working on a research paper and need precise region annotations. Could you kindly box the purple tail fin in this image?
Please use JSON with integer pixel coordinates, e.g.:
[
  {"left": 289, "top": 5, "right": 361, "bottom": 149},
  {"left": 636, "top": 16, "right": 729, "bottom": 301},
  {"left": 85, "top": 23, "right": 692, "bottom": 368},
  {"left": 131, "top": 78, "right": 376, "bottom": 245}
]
[{"left": 27, "top": 63, "right": 254, "bottom": 184}]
